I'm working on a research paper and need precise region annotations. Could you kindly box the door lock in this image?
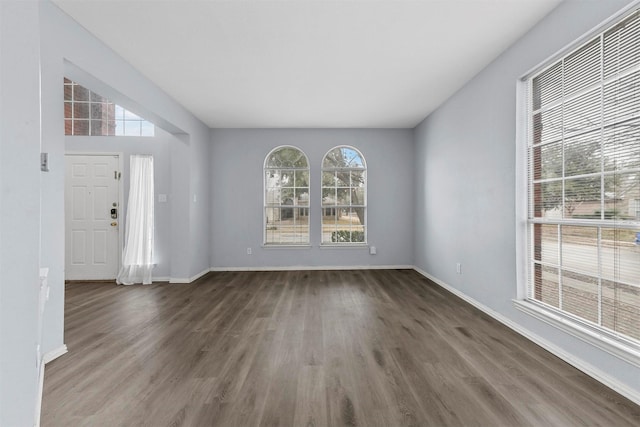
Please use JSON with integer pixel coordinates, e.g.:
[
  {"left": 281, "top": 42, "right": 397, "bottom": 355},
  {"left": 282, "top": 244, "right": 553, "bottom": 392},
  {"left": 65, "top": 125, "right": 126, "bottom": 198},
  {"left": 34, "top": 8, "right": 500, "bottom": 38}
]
[
  {"left": 111, "top": 222, "right": 118, "bottom": 227},
  {"left": 111, "top": 208, "right": 118, "bottom": 219}
]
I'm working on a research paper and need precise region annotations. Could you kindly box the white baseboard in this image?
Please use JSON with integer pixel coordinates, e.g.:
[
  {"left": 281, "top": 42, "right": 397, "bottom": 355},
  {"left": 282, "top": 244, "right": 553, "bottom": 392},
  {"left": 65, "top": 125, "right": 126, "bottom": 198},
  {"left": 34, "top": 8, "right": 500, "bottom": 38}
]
[
  {"left": 412, "top": 267, "right": 640, "bottom": 407},
  {"left": 43, "top": 344, "right": 68, "bottom": 364},
  {"left": 35, "top": 360, "right": 45, "bottom": 427},
  {"left": 169, "top": 267, "right": 211, "bottom": 284},
  {"left": 209, "top": 265, "right": 414, "bottom": 272},
  {"left": 36, "top": 345, "right": 68, "bottom": 426}
]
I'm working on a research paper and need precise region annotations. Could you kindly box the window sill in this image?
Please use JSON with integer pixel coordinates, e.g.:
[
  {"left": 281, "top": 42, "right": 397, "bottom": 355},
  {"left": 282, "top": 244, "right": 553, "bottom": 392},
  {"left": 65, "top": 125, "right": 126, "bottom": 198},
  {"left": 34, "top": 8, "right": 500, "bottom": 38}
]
[
  {"left": 513, "top": 299, "right": 640, "bottom": 368},
  {"left": 261, "top": 244, "right": 312, "bottom": 249},
  {"left": 319, "top": 243, "right": 368, "bottom": 249}
]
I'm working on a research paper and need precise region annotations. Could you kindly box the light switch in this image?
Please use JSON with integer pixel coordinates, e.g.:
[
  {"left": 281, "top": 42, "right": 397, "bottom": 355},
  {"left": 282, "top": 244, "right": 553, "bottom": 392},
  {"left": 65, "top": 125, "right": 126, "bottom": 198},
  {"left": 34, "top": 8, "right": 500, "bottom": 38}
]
[
  {"left": 158, "top": 194, "right": 167, "bottom": 203},
  {"left": 40, "top": 153, "right": 49, "bottom": 172}
]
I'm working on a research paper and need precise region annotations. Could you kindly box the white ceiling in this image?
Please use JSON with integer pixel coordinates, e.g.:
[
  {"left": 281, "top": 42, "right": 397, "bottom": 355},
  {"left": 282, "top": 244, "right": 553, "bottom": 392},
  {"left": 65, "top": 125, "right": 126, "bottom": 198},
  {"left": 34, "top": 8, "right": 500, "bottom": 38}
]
[{"left": 53, "top": 0, "right": 561, "bottom": 129}]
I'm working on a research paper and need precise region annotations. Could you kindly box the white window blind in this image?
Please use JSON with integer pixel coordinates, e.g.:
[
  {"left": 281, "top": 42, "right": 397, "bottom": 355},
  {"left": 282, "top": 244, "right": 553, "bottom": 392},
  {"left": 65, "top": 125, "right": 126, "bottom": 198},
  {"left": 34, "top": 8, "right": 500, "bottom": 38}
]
[
  {"left": 527, "top": 9, "right": 640, "bottom": 343},
  {"left": 264, "top": 146, "right": 310, "bottom": 245}
]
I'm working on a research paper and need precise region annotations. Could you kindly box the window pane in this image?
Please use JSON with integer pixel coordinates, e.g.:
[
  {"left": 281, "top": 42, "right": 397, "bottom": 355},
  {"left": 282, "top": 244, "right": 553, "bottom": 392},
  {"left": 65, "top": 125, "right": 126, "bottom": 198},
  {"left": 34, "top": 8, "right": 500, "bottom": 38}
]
[
  {"left": 295, "top": 189, "right": 309, "bottom": 206},
  {"left": 336, "top": 171, "right": 350, "bottom": 187},
  {"left": 322, "top": 222, "right": 337, "bottom": 244},
  {"left": 124, "top": 121, "right": 142, "bottom": 136},
  {"left": 74, "top": 103, "right": 89, "bottom": 119},
  {"left": 351, "top": 170, "right": 365, "bottom": 187},
  {"left": 115, "top": 105, "right": 125, "bottom": 120},
  {"left": 295, "top": 170, "right": 309, "bottom": 187},
  {"left": 603, "top": 121, "right": 640, "bottom": 172},
  {"left": 73, "top": 85, "right": 89, "bottom": 102},
  {"left": 533, "top": 264, "right": 560, "bottom": 308},
  {"left": 64, "top": 84, "right": 73, "bottom": 101},
  {"left": 265, "top": 170, "right": 281, "bottom": 189},
  {"left": 564, "top": 88, "right": 601, "bottom": 136},
  {"left": 351, "top": 207, "right": 365, "bottom": 227},
  {"left": 564, "top": 176, "right": 601, "bottom": 219},
  {"left": 115, "top": 120, "right": 124, "bottom": 136},
  {"left": 322, "top": 188, "right": 336, "bottom": 205},
  {"left": 266, "top": 146, "right": 308, "bottom": 168},
  {"left": 602, "top": 280, "right": 640, "bottom": 341},
  {"left": 141, "top": 121, "right": 155, "bottom": 137},
  {"left": 603, "top": 70, "right": 640, "bottom": 125},
  {"left": 533, "top": 141, "right": 562, "bottom": 180},
  {"left": 532, "top": 106, "right": 562, "bottom": 144},
  {"left": 337, "top": 188, "right": 350, "bottom": 205},
  {"left": 533, "top": 223, "right": 558, "bottom": 265},
  {"left": 607, "top": 172, "right": 640, "bottom": 217},
  {"left": 561, "top": 226, "right": 598, "bottom": 274},
  {"left": 601, "top": 228, "right": 640, "bottom": 286},
  {"left": 564, "top": 131, "right": 601, "bottom": 177},
  {"left": 351, "top": 188, "right": 365, "bottom": 206},
  {"left": 281, "top": 188, "right": 294, "bottom": 203},
  {"left": 281, "top": 171, "right": 295, "bottom": 187},
  {"left": 90, "top": 103, "right": 104, "bottom": 120},
  {"left": 265, "top": 187, "right": 279, "bottom": 206},
  {"left": 323, "top": 147, "right": 365, "bottom": 169},
  {"left": 322, "top": 171, "right": 335, "bottom": 186},
  {"left": 73, "top": 120, "right": 89, "bottom": 135},
  {"left": 64, "top": 102, "right": 72, "bottom": 119},
  {"left": 123, "top": 109, "right": 141, "bottom": 120},
  {"left": 532, "top": 181, "right": 562, "bottom": 218},
  {"left": 603, "top": 11, "right": 640, "bottom": 78},
  {"left": 561, "top": 270, "right": 599, "bottom": 323},
  {"left": 90, "top": 92, "right": 105, "bottom": 103},
  {"left": 90, "top": 120, "right": 104, "bottom": 136},
  {"left": 532, "top": 61, "right": 562, "bottom": 110},
  {"left": 563, "top": 38, "right": 601, "bottom": 97}
]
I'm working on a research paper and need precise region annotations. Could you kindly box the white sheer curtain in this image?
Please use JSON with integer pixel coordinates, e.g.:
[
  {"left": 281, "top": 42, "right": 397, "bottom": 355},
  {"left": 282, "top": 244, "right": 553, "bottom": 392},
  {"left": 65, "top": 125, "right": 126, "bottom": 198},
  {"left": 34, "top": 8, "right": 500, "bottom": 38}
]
[{"left": 117, "top": 155, "right": 154, "bottom": 285}]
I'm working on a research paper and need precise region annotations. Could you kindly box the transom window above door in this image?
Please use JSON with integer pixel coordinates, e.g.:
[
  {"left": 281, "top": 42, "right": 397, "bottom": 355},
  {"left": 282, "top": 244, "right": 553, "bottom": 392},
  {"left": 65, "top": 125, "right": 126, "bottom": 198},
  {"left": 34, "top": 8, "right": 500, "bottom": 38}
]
[{"left": 64, "top": 78, "right": 154, "bottom": 137}]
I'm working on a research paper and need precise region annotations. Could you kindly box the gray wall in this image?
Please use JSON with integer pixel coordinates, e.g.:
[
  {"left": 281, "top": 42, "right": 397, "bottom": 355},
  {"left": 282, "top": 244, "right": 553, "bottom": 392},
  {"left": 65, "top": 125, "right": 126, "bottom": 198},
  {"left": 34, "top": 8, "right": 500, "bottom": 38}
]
[
  {"left": 211, "top": 129, "right": 414, "bottom": 269},
  {"left": 414, "top": 0, "right": 639, "bottom": 400},
  {"left": 1, "top": 2, "right": 213, "bottom": 424},
  {"left": 36, "top": 0, "right": 212, "bottom": 372},
  {"left": 0, "top": 2, "right": 42, "bottom": 425},
  {"left": 65, "top": 131, "right": 174, "bottom": 279}
]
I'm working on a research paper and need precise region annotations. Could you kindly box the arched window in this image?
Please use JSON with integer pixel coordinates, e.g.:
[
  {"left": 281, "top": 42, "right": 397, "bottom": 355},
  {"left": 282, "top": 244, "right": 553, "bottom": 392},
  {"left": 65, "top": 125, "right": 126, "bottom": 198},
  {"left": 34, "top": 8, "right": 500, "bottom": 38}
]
[
  {"left": 322, "top": 146, "right": 367, "bottom": 244},
  {"left": 264, "top": 146, "right": 310, "bottom": 245}
]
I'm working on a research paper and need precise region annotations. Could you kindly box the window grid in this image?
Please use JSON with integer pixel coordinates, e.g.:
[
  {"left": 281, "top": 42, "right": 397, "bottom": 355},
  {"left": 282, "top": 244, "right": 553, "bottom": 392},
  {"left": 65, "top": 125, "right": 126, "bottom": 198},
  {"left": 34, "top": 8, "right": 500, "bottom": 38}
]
[
  {"left": 321, "top": 146, "right": 367, "bottom": 244},
  {"left": 64, "top": 78, "right": 154, "bottom": 137},
  {"left": 526, "top": 8, "right": 640, "bottom": 343},
  {"left": 264, "top": 146, "right": 310, "bottom": 245}
]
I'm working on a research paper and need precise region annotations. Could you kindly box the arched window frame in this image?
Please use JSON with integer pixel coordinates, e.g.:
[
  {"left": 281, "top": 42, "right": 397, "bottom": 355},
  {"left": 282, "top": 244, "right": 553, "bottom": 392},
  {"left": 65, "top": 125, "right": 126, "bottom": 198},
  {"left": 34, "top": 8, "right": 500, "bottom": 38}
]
[
  {"left": 263, "top": 146, "right": 310, "bottom": 245},
  {"left": 321, "top": 146, "right": 367, "bottom": 245}
]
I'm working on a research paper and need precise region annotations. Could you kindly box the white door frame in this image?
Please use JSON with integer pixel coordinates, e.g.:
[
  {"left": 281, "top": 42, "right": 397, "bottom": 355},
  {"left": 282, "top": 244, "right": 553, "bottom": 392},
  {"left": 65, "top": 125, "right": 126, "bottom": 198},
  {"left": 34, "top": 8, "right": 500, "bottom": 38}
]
[{"left": 65, "top": 152, "right": 125, "bottom": 279}]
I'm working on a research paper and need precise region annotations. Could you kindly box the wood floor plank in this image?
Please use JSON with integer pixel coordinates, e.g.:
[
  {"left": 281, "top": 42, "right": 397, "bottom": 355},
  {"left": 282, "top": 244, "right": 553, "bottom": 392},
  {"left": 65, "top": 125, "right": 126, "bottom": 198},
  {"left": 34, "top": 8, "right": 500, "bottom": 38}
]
[{"left": 42, "top": 270, "right": 640, "bottom": 426}]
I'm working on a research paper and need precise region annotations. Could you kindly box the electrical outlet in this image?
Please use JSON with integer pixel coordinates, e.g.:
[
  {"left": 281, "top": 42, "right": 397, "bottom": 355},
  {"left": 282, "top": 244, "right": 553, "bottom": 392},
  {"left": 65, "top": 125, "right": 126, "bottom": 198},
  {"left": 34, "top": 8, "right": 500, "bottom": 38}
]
[
  {"left": 369, "top": 246, "right": 377, "bottom": 255},
  {"left": 247, "top": 247, "right": 252, "bottom": 255}
]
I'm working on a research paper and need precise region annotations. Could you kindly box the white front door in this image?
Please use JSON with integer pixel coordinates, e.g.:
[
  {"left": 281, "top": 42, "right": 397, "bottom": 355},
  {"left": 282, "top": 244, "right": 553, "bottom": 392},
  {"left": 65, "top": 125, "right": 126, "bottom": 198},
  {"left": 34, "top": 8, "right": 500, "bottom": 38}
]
[{"left": 65, "top": 154, "right": 120, "bottom": 280}]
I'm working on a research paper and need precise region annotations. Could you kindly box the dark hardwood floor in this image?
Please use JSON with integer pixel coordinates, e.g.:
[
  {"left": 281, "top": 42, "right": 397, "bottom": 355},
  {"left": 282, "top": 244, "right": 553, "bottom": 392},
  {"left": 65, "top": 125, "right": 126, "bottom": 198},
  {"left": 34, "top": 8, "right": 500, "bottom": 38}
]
[{"left": 42, "top": 269, "right": 640, "bottom": 426}]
